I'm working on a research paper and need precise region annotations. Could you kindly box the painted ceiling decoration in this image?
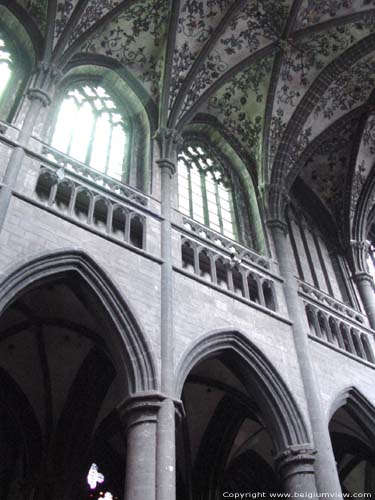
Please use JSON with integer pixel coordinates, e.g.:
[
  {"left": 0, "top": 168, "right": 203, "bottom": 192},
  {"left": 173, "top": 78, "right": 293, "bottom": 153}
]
[
  {"left": 299, "top": 116, "right": 359, "bottom": 227},
  {"left": 8, "top": 0, "right": 375, "bottom": 238},
  {"left": 80, "top": 0, "right": 169, "bottom": 100},
  {"left": 351, "top": 112, "right": 375, "bottom": 217},
  {"left": 296, "top": 0, "right": 375, "bottom": 30}
]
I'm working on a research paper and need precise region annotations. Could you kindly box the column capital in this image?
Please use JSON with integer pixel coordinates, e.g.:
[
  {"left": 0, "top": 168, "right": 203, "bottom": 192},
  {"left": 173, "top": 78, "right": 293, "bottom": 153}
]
[
  {"left": 349, "top": 239, "right": 372, "bottom": 276},
  {"left": 266, "top": 182, "right": 290, "bottom": 221},
  {"left": 155, "top": 128, "right": 183, "bottom": 165},
  {"left": 350, "top": 239, "right": 369, "bottom": 251},
  {"left": 156, "top": 158, "right": 176, "bottom": 177},
  {"left": 267, "top": 218, "right": 288, "bottom": 235},
  {"left": 353, "top": 271, "right": 373, "bottom": 285},
  {"left": 27, "top": 88, "right": 51, "bottom": 107},
  {"left": 117, "top": 391, "right": 184, "bottom": 431},
  {"left": 275, "top": 444, "right": 316, "bottom": 481},
  {"left": 27, "top": 61, "right": 62, "bottom": 106}
]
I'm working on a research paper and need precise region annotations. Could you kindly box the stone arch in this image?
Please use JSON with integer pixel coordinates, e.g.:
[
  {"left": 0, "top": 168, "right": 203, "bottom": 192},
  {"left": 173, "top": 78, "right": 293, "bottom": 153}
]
[
  {"left": 0, "top": 4, "right": 37, "bottom": 121},
  {"left": 329, "top": 387, "right": 375, "bottom": 440},
  {"left": 0, "top": 2, "right": 42, "bottom": 59},
  {"left": 175, "top": 329, "right": 310, "bottom": 453},
  {"left": 328, "top": 387, "right": 375, "bottom": 493},
  {"left": 0, "top": 249, "right": 158, "bottom": 394}
]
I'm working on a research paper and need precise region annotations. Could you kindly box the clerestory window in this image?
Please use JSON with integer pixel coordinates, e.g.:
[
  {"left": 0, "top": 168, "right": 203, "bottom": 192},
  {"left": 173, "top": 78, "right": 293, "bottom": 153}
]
[
  {"left": 51, "top": 84, "right": 127, "bottom": 180},
  {"left": 0, "top": 37, "right": 12, "bottom": 102},
  {"left": 177, "top": 144, "right": 237, "bottom": 240}
]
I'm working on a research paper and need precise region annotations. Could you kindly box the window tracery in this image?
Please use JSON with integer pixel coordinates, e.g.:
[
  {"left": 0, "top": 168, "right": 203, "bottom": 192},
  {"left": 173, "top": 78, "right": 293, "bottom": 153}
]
[
  {"left": 177, "top": 144, "right": 237, "bottom": 240},
  {"left": 51, "top": 84, "right": 127, "bottom": 180}
]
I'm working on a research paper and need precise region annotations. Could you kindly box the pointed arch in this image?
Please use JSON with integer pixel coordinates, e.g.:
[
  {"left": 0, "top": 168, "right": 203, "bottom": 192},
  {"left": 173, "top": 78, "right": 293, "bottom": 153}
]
[
  {"left": 0, "top": 4, "right": 38, "bottom": 122},
  {"left": 0, "top": 249, "right": 158, "bottom": 394},
  {"left": 175, "top": 329, "right": 310, "bottom": 453},
  {"left": 0, "top": 1, "right": 42, "bottom": 60},
  {"left": 329, "top": 387, "right": 375, "bottom": 442}
]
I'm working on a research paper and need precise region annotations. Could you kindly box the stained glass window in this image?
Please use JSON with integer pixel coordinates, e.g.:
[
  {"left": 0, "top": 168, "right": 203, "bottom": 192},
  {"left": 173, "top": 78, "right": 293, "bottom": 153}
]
[
  {"left": 52, "top": 85, "right": 127, "bottom": 180},
  {"left": 177, "top": 144, "right": 237, "bottom": 240},
  {"left": 87, "top": 463, "right": 116, "bottom": 500},
  {"left": 0, "top": 37, "right": 12, "bottom": 101}
]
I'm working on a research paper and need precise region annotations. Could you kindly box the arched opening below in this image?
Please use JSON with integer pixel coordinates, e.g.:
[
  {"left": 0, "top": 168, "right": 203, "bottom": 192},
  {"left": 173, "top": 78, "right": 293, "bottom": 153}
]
[
  {"left": 329, "top": 404, "right": 375, "bottom": 495},
  {"left": 0, "top": 274, "right": 132, "bottom": 500},
  {"left": 176, "top": 355, "right": 282, "bottom": 499}
]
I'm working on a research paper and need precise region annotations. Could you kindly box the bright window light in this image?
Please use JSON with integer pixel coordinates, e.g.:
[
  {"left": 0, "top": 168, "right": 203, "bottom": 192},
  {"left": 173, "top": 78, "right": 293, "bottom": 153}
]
[
  {"left": 0, "top": 38, "right": 12, "bottom": 100},
  {"left": 177, "top": 144, "right": 236, "bottom": 239},
  {"left": 51, "top": 85, "right": 126, "bottom": 180}
]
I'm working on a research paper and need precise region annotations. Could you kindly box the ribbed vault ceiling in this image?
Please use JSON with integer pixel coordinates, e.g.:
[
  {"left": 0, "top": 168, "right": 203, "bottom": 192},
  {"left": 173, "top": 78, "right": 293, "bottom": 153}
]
[{"left": 7, "top": 0, "right": 375, "bottom": 237}]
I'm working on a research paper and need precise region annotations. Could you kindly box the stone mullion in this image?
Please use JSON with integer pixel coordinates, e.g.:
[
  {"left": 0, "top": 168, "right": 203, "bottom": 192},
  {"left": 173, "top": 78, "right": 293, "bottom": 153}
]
[
  {"left": 354, "top": 330, "right": 367, "bottom": 359},
  {"left": 242, "top": 271, "right": 250, "bottom": 300},
  {"left": 258, "top": 278, "right": 266, "bottom": 308},
  {"left": 186, "top": 163, "right": 194, "bottom": 219},
  {"left": 332, "top": 320, "right": 345, "bottom": 350},
  {"left": 321, "top": 313, "right": 334, "bottom": 344},
  {"left": 200, "top": 169, "right": 210, "bottom": 227},
  {"left": 106, "top": 204, "right": 113, "bottom": 234},
  {"left": 311, "top": 308, "right": 323, "bottom": 339},
  {"left": 346, "top": 327, "right": 357, "bottom": 355},
  {"left": 215, "top": 178, "right": 224, "bottom": 234},
  {"left": 48, "top": 182, "right": 58, "bottom": 206}
]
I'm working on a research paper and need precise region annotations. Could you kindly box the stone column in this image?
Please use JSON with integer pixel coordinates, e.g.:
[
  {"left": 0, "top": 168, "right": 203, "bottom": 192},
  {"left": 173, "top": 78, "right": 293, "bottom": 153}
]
[
  {"left": 0, "top": 62, "right": 58, "bottom": 232},
  {"left": 118, "top": 392, "right": 162, "bottom": 500},
  {"left": 155, "top": 128, "right": 183, "bottom": 500},
  {"left": 353, "top": 272, "right": 375, "bottom": 329},
  {"left": 268, "top": 219, "right": 341, "bottom": 494},
  {"left": 350, "top": 240, "right": 375, "bottom": 328},
  {"left": 275, "top": 445, "right": 317, "bottom": 494}
]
